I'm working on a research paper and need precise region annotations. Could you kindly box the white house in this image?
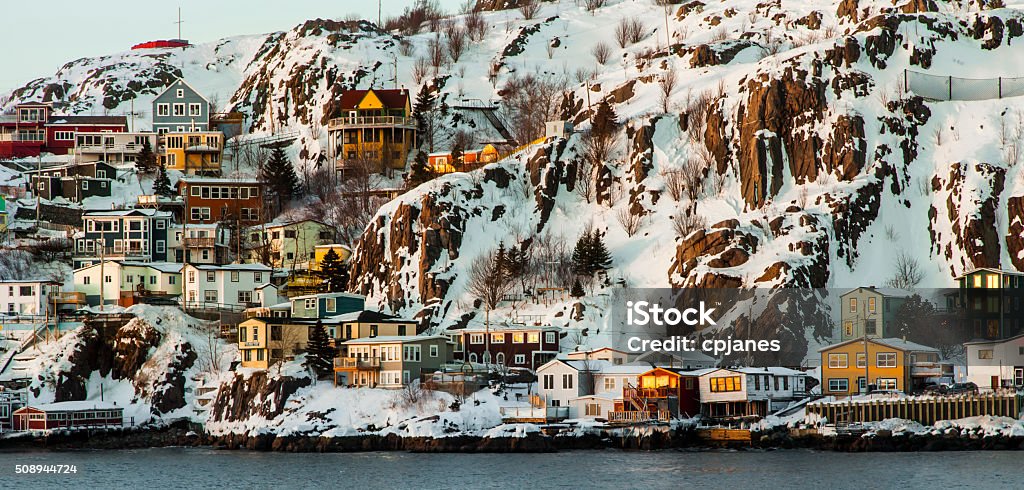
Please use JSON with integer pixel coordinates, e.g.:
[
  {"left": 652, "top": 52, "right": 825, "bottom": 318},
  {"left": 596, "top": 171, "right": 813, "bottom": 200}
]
[
  {"left": 565, "top": 347, "right": 632, "bottom": 365},
  {"left": 964, "top": 334, "right": 1024, "bottom": 390},
  {"left": 698, "top": 367, "right": 807, "bottom": 418},
  {"left": 182, "top": 263, "right": 277, "bottom": 308},
  {"left": 0, "top": 280, "right": 58, "bottom": 316},
  {"left": 568, "top": 362, "right": 652, "bottom": 420},
  {"left": 73, "top": 261, "right": 182, "bottom": 306},
  {"left": 536, "top": 359, "right": 613, "bottom": 418}
]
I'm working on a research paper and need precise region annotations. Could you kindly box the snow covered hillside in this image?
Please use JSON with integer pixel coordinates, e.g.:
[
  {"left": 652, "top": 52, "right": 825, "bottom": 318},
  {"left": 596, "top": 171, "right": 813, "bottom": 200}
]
[{"left": 6, "top": 1, "right": 1024, "bottom": 363}]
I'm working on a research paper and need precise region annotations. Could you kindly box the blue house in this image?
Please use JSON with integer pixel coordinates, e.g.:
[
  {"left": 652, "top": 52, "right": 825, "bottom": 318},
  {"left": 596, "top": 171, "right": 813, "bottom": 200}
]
[
  {"left": 291, "top": 292, "right": 365, "bottom": 319},
  {"left": 74, "top": 209, "right": 172, "bottom": 268},
  {"left": 152, "top": 79, "right": 212, "bottom": 134}
]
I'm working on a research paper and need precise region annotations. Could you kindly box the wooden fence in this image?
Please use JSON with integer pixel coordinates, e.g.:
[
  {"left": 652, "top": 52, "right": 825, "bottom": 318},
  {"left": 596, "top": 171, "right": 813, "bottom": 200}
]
[{"left": 806, "top": 393, "right": 1022, "bottom": 426}]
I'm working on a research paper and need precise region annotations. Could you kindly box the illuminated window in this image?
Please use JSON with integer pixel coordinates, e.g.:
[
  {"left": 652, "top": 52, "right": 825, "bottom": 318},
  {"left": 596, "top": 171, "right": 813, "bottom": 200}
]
[{"left": 709, "top": 375, "right": 742, "bottom": 393}]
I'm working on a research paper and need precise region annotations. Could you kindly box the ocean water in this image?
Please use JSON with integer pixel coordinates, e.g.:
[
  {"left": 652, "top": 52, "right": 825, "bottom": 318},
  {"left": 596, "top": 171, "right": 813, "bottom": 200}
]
[{"left": 0, "top": 447, "right": 1017, "bottom": 489}]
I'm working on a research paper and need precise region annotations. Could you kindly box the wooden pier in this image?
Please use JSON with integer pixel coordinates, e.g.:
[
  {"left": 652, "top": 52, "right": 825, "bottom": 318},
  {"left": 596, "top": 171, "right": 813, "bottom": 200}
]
[{"left": 806, "top": 393, "right": 1022, "bottom": 426}]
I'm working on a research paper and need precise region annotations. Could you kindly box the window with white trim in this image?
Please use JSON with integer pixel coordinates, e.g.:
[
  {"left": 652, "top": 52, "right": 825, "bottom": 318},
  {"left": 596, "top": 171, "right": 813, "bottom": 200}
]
[
  {"left": 189, "top": 103, "right": 202, "bottom": 116},
  {"left": 827, "top": 378, "right": 849, "bottom": 392},
  {"left": 876, "top": 352, "right": 897, "bottom": 368}
]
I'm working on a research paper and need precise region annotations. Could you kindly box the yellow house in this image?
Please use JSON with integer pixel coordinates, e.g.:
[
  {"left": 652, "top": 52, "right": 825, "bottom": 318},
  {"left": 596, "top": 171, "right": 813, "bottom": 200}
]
[
  {"left": 327, "top": 89, "right": 416, "bottom": 172},
  {"left": 238, "top": 318, "right": 314, "bottom": 369},
  {"left": 159, "top": 131, "right": 223, "bottom": 175},
  {"left": 819, "top": 338, "right": 943, "bottom": 396},
  {"left": 310, "top": 244, "right": 352, "bottom": 272}
]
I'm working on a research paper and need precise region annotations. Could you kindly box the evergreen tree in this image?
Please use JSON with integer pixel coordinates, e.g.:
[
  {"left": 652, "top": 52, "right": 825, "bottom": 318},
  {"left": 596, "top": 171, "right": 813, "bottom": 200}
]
[
  {"left": 153, "top": 164, "right": 174, "bottom": 197},
  {"left": 571, "top": 231, "right": 594, "bottom": 276},
  {"left": 304, "top": 320, "right": 336, "bottom": 379},
  {"left": 407, "top": 150, "right": 433, "bottom": 187},
  {"left": 588, "top": 231, "right": 612, "bottom": 274},
  {"left": 317, "top": 248, "right": 350, "bottom": 293},
  {"left": 570, "top": 278, "right": 585, "bottom": 298},
  {"left": 451, "top": 142, "right": 464, "bottom": 169},
  {"left": 591, "top": 99, "right": 620, "bottom": 141},
  {"left": 413, "top": 85, "right": 437, "bottom": 151},
  {"left": 260, "top": 146, "right": 301, "bottom": 213},
  {"left": 135, "top": 139, "right": 156, "bottom": 174}
]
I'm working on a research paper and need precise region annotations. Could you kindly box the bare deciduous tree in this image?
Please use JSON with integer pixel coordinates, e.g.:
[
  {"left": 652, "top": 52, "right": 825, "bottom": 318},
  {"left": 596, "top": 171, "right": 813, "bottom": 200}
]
[
  {"left": 428, "top": 34, "right": 446, "bottom": 73},
  {"left": 616, "top": 207, "right": 644, "bottom": 237},
  {"left": 500, "top": 73, "right": 568, "bottom": 144},
  {"left": 592, "top": 41, "right": 612, "bottom": 65},
  {"left": 466, "top": 248, "right": 515, "bottom": 311},
  {"left": 445, "top": 24, "right": 468, "bottom": 63},
  {"left": 672, "top": 207, "right": 707, "bottom": 238},
  {"left": 465, "top": 10, "right": 487, "bottom": 42},
  {"left": 412, "top": 57, "right": 432, "bottom": 86},
  {"left": 519, "top": 0, "right": 541, "bottom": 20},
  {"left": 659, "top": 66, "right": 678, "bottom": 113},
  {"left": 886, "top": 252, "right": 923, "bottom": 290},
  {"left": 584, "top": 0, "right": 606, "bottom": 13},
  {"left": 615, "top": 18, "right": 645, "bottom": 48}
]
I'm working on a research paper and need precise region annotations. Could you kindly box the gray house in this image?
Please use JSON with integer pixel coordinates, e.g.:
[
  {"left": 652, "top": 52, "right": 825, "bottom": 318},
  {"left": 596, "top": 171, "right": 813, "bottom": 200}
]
[
  {"left": 74, "top": 209, "right": 172, "bottom": 268},
  {"left": 152, "top": 79, "right": 212, "bottom": 134},
  {"left": 839, "top": 287, "right": 912, "bottom": 341},
  {"left": 291, "top": 292, "right": 366, "bottom": 319}
]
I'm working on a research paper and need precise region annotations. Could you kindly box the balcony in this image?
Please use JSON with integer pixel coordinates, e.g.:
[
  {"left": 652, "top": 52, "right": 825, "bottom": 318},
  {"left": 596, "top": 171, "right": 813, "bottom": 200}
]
[
  {"left": 333, "top": 356, "right": 381, "bottom": 371},
  {"left": 623, "top": 386, "right": 673, "bottom": 399},
  {"left": 49, "top": 292, "right": 87, "bottom": 304},
  {"left": 608, "top": 410, "right": 671, "bottom": 424},
  {"left": 76, "top": 143, "right": 143, "bottom": 154},
  {"left": 182, "top": 237, "right": 216, "bottom": 248},
  {"left": 327, "top": 115, "right": 417, "bottom": 130}
]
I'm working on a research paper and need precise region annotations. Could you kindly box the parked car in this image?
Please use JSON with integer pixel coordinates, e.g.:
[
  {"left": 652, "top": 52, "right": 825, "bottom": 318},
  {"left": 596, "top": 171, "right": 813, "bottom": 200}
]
[
  {"left": 922, "top": 383, "right": 947, "bottom": 394},
  {"left": 946, "top": 382, "right": 979, "bottom": 395}
]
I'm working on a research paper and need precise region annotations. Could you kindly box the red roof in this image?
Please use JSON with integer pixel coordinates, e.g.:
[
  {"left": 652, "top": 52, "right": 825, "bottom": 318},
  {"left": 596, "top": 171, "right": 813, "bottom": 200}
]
[{"left": 337, "top": 89, "right": 410, "bottom": 110}]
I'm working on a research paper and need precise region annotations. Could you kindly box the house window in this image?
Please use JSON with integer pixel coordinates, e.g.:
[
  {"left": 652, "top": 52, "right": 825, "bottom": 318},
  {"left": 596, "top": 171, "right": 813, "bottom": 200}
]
[
  {"left": 490, "top": 333, "right": 504, "bottom": 344},
  {"left": 514, "top": 354, "right": 526, "bottom": 365},
  {"left": 876, "top": 378, "right": 897, "bottom": 390},
  {"left": 979, "top": 349, "right": 994, "bottom": 359},
  {"left": 173, "top": 104, "right": 185, "bottom": 116},
  {"left": 512, "top": 332, "right": 525, "bottom": 343},
  {"left": 326, "top": 298, "right": 336, "bottom": 312},
  {"left": 865, "top": 319, "right": 877, "bottom": 336},
  {"left": 470, "top": 333, "right": 484, "bottom": 344},
  {"left": 827, "top": 353, "right": 848, "bottom": 369},
  {"left": 155, "top": 241, "right": 165, "bottom": 253},
  {"left": 271, "top": 325, "right": 282, "bottom": 341},
  {"left": 204, "top": 290, "right": 217, "bottom": 303},
  {"left": 189, "top": 103, "right": 201, "bottom": 116},
  {"left": 156, "top": 220, "right": 166, "bottom": 230},
  {"left": 856, "top": 352, "right": 866, "bottom": 368},
  {"left": 206, "top": 271, "right": 215, "bottom": 282},
  {"left": 230, "top": 271, "right": 239, "bottom": 282},
  {"left": 527, "top": 332, "right": 540, "bottom": 343},
  {"left": 284, "top": 230, "right": 296, "bottom": 238},
  {"left": 545, "top": 332, "right": 555, "bottom": 344},
  {"left": 849, "top": 298, "right": 857, "bottom": 312},
  {"left": 169, "top": 276, "right": 177, "bottom": 285},
  {"left": 584, "top": 403, "right": 601, "bottom": 417},
  {"left": 562, "top": 373, "right": 573, "bottom": 390},
  {"left": 238, "top": 291, "right": 252, "bottom": 303},
  {"left": 82, "top": 181, "right": 89, "bottom": 190},
  {"left": 828, "top": 378, "right": 849, "bottom": 392},
  {"left": 429, "top": 345, "right": 439, "bottom": 358},
  {"left": 304, "top": 298, "right": 316, "bottom": 310},
  {"left": 604, "top": 377, "right": 616, "bottom": 391},
  {"left": 876, "top": 352, "right": 897, "bottom": 368},
  {"left": 54, "top": 131, "right": 75, "bottom": 141},
  {"left": 188, "top": 271, "right": 196, "bottom": 283},
  {"left": 868, "top": 297, "right": 876, "bottom": 313},
  {"left": 254, "top": 272, "right": 262, "bottom": 283},
  {"left": 843, "top": 321, "right": 853, "bottom": 337},
  {"left": 709, "top": 375, "right": 742, "bottom": 392},
  {"left": 157, "top": 104, "right": 169, "bottom": 116},
  {"left": 403, "top": 345, "right": 421, "bottom": 362},
  {"left": 176, "top": 88, "right": 184, "bottom": 98}
]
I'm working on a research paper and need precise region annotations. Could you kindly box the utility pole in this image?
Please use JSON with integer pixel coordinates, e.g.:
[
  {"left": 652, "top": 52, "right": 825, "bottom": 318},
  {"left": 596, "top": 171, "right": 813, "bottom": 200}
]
[
  {"left": 98, "top": 234, "right": 106, "bottom": 312},
  {"left": 175, "top": 7, "right": 184, "bottom": 40},
  {"left": 378, "top": 0, "right": 382, "bottom": 29},
  {"left": 35, "top": 154, "right": 40, "bottom": 227}
]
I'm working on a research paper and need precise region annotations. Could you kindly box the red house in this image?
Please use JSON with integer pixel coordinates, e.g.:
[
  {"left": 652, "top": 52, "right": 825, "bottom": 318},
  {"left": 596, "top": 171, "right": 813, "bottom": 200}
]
[
  {"left": 0, "top": 102, "right": 50, "bottom": 158},
  {"left": 614, "top": 367, "right": 705, "bottom": 419},
  {"left": 45, "top": 115, "right": 128, "bottom": 155},
  {"left": 0, "top": 102, "right": 127, "bottom": 158},
  {"left": 453, "top": 325, "right": 560, "bottom": 370},
  {"left": 12, "top": 401, "right": 124, "bottom": 431}
]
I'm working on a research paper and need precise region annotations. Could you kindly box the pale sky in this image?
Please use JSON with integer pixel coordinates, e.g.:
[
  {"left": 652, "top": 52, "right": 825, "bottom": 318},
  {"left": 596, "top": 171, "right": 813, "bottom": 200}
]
[{"left": 0, "top": 0, "right": 465, "bottom": 93}]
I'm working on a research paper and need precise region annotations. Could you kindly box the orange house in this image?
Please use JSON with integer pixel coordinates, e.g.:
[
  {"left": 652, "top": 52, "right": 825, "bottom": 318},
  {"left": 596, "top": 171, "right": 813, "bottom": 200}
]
[
  {"left": 613, "top": 367, "right": 702, "bottom": 419},
  {"left": 427, "top": 144, "right": 500, "bottom": 174}
]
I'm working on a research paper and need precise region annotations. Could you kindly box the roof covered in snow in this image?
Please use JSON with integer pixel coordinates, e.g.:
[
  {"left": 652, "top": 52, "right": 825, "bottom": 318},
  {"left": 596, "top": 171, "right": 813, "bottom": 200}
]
[
  {"left": 342, "top": 334, "right": 447, "bottom": 345},
  {"left": 819, "top": 337, "right": 939, "bottom": 353},
  {"left": 20, "top": 400, "right": 123, "bottom": 412}
]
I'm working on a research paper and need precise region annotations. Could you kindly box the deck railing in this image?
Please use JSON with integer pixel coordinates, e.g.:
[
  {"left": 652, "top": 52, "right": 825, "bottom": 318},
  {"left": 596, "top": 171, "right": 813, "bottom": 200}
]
[
  {"left": 334, "top": 356, "right": 381, "bottom": 370},
  {"left": 327, "top": 115, "right": 417, "bottom": 129},
  {"left": 608, "top": 410, "right": 671, "bottom": 423},
  {"left": 48, "top": 292, "right": 86, "bottom": 304}
]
